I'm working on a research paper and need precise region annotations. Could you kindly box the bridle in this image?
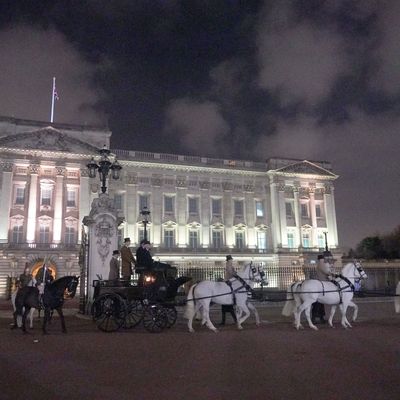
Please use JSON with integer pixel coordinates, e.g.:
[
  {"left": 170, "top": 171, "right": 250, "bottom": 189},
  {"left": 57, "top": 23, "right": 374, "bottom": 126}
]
[{"left": 352, "top": 261, "right": 367, "bottom": 283}]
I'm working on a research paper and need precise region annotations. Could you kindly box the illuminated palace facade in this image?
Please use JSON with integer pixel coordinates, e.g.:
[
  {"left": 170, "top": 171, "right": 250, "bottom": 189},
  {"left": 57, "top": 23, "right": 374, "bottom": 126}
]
[{"left": 0, "top": 116, "right": 339, "bottom": 297}]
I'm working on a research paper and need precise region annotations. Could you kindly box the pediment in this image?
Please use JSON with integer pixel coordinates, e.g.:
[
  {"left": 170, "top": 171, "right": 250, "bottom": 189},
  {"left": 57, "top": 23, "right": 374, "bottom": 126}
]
[
  {"left": 0, "top": 127, "right": 99, "bottom": 154},
  {"left": 273, "top": 160, "right": 337, "bottom": 178}
]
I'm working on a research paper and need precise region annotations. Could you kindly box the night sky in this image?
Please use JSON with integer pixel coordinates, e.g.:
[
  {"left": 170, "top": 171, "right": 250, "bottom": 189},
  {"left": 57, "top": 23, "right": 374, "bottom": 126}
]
[{"left": 0, "top": 0, "right": 399, "bottom": 250}]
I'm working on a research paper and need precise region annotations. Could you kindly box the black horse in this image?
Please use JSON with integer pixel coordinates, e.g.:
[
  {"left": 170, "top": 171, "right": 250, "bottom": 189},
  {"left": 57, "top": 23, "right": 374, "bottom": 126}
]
[{"left": 12, "top": 276, "right": 79, "bottom": 334}]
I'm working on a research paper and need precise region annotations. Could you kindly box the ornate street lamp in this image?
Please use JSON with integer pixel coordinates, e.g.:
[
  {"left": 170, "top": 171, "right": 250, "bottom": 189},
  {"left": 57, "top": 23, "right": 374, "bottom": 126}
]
[
  {"left": 87, "top": 145, "right": 122, "bottom": 193},
  {"left": 140, "top": 206, "right": 151, "bottom": 240}
]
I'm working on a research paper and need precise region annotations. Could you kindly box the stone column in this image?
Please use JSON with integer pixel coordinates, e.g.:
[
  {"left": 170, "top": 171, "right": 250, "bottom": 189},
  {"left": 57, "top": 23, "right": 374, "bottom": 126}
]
[
  {"left": 53, "top": 166, "right": 65, "bottom": 243},
  {"left": 324, "top": 184, "right": 338, "bottom": 248},
  {"left": 245, "top": 184, "right": 255, "bottom": 249},
  {"left": 125, "top": 173, "right": 137, "bottom": 243},
  {"left": 26, "top": 164, "right": 40, "bottom": 243},
  {"left": 176, "top": 177, "right": 187, "bottom": 247},
  {"left": 269, "top": 179, "right": 281, "bottom": 250},
  {"left": 293, "top": 186, "right": 301, "bottom": 248},
  {"left": 199, "top": 180, "right": 210, "bottom": 247},
  {"left": 79, "top": 168, "right": 91, "bottom": 242},
  {"left": 309, "top": 186, "right": 318, "bottom": 247},
  {"left": 278, "top": 184, "right": 287, "bottom": 247},
  {"left": 83, "top": 193, "right": 124, "bottom": 303},
  {"left": 0, "top": 162, "right": 13, "bottom": 243},
  {"left": 222, "top": 181, "right": 233, "bottom": 248}
]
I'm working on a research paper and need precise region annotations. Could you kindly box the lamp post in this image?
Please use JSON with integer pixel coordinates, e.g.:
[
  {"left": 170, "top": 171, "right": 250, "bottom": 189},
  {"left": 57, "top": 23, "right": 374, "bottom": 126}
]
[
  {"left": 140, "top": 206, "right": 151, "bottom": 240},
  {"left": 87, "top": 145, "right": 122, "bottom": 193}
]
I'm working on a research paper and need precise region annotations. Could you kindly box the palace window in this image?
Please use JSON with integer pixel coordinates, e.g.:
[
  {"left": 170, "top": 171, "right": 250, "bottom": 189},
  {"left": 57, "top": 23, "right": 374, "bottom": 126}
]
[
  {"left": 65, "top": 227, "right": 76, "bottom": 245},
  {"left": 212, "top": 230, "right": 223, "bottom": 249},
  {"left": 164, "top": 229, "right": 175, "bottom": 248},
  {"left": 257, "top": 231, "right": 267, "bottom": 250},
  {"left": 139, "top": 194, "right": 149, "bottom": 211},
  {"left": 188, "top": 197, "right": 198, "bottom": 215},
  {"left": 234, "top": 200, "right": 244, "bottom": 217},
  {"left": 285, "top": 202, "right": 294, "bottom": 218},
  {"left": 12, "top": 225, "right": 24, "bottom": 243},
  {"left": 255, "top": 201, "right": 264, "bottom": 217},
  {"left": 302, "top": 232, "right": 311, "bottom": 248},
  {"left": 39, "top": 225, "right": 50, "bottom": 244},
  {"left": 235, "top": 231, "right": 245, "bottom": 249},
  {"left": 287, "top": 232, "right": 295, "bottom": 248},
  {"left": 164, "top": 195, "right": 174, "bottom": 214},
  {"left": 189, "top": 230, "right": 199, "bottom": 249},
  {"left": 301, "top": 203, "right": 309, "bottom": 218},
  {"left": 41, "top": 188, "right": 52, "bottom": 206},
  {"left": 211, "top": 198, "right": 222, "bottom": 217},
  {"left": 15, "top": 187, "right": 25, "bottom": 205},
  {"left": 66, "top": 189, "right": 77, "bottom": 208}
]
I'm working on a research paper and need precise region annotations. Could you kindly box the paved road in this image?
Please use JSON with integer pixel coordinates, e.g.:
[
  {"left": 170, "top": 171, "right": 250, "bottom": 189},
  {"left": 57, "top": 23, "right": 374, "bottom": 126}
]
[{"left": 0, "top": 300, "right": 399, "bottom": 400}]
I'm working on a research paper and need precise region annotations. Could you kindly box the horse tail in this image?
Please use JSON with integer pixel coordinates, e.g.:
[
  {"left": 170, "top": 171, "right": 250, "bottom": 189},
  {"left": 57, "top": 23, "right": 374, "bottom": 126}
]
[
  {"left": 282, "top": 282, "right": 300, "bottom": 317},
  {"left": 395, "top": 282, "right": 400, "bottom": 313},
  {"left": 184, "top": 283, "right": 197, "bottom": 320}
]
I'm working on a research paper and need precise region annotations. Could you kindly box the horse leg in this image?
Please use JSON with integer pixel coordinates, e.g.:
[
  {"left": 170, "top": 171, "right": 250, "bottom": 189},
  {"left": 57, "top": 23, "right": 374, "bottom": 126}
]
[
  {"left": 304, "top": 303, "right": 319, "bottom": 331},
  {"left": 21, "top": 307, "right": 30, "bottom": 334},
  {"left": 11, "top": 310, "right": 19, "bottom": 330},
  {"left": 328, "top": 305, "right": 336, "bottom": 328},
  {"left": 56, "top": 308, "right": 67, "bottom": 333},
  {"left": 203, "top": 302, "right": 218, "bottom": 332},
  {"left": 237, "top": 304, "right": 251, "bottom": 330},
  {"left": 348, "top": 300, "right": 358, "bottom": 321},
  {"left": 29, "top": 308, "right": 35, "bottom": 329},
  {"left": 247, "top": 302, "right": 261, "bottom": 326},
  {"left": 339, "top": 303, "right": 351, "bottom": 329},
  {"left": 297, "top": 300, "right": 318, "bottom": 330},
  {"left": 187, "top": 303, "right": 201, "bottom": 333},
  {"left": 42, "top": 308, "right": 51, "bottom": 335}
]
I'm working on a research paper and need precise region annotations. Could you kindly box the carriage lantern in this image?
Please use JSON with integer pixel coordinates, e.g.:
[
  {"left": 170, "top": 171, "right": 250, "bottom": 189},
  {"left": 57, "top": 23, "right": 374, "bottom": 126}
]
[{"left": 87, "top": 145, "right": 122, "bottom": 193}]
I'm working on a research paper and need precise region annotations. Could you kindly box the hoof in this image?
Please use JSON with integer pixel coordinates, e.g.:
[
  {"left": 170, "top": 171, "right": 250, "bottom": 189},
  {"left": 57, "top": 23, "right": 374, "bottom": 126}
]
[
  {"left": 212, "top": 328, "right": 219, "bottom": 333},
  {"left": 188, "top": 328, "right": 195, "bottom": 333},
  {"left": 311, "top": 326, "right": 319, "bottom": 331},
  {"left": 237, "top": 325, "right": 243, "bottom": 330}
]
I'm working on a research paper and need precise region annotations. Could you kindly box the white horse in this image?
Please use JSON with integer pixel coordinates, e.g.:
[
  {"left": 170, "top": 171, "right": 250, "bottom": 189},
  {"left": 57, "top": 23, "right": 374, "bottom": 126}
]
[
  {"left": 395, "top": 281, "right": 400, "bottom": 313},
  {"left": 282, "top": 261, "right": 367, "bottom": 330},
  {"left": 11, "top": 278, "right": 37, "bottom": 329},
  {"left": 185, "top": 263, "right": 267, "bottom": 332}
]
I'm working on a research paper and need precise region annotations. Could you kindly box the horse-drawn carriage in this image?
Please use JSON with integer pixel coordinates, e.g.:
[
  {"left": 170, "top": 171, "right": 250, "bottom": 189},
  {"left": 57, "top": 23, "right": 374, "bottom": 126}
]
[{"left": 91, "top": 265, "right": 190, "bottom": 333}]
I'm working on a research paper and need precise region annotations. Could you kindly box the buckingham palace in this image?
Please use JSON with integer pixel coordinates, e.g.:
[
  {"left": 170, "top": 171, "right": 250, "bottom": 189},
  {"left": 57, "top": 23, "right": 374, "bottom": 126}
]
[{"left": 0, "top": 116, "right": 339, "bottom": 298}]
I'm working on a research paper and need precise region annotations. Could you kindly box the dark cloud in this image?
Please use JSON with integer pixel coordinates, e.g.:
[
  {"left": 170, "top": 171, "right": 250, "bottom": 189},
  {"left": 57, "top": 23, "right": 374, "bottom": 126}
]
[{"left": 0, "top": 0, "right": 399, "bottom": 249}]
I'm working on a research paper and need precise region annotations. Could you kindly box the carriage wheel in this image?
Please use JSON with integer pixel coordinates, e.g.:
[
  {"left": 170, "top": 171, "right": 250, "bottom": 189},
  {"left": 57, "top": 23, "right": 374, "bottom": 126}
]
[
  {"left": 142, "top": 304, "right": 168, "bottom": 333},
  {"left": 91, "top": 293, "right": 126, "bottom": 332},
  {"left": 165, "top": 306, "right": 177, "bottom": 328},
  {"left": 124, "top": 300, "right": 144, "bottom": 329}
]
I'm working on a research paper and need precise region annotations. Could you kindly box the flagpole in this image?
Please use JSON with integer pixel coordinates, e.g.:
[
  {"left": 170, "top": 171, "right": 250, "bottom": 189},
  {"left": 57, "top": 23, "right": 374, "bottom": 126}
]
[{"left": 50, "top": 77, "right": 56, "bottom": 123}]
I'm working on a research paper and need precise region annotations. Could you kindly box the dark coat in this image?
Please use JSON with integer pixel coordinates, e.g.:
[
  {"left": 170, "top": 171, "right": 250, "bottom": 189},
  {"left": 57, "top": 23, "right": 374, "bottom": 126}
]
[
  {"left": 136, "top": 246, "right": 154, "bottom": 269},
  {"left": 108, "top": 257, "right": 120, "bottom": 280},
  {"left": 36, "top": 267, "right": 54, "bottom": 286}
]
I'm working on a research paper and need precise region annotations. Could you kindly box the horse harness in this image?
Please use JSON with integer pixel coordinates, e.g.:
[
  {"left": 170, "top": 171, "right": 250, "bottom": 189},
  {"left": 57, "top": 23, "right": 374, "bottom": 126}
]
[
  {"left": 317, "top": 275, "right": 355, "bottom": 304},
  {"left": 225, "top": 274, "right": 255, "bottom": 305}
]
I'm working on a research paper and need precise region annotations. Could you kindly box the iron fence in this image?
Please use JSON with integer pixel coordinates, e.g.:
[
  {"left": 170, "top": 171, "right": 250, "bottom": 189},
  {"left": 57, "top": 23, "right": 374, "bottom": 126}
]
[{"left": 173, "top": 263, "right": 400, "bottom": 293}]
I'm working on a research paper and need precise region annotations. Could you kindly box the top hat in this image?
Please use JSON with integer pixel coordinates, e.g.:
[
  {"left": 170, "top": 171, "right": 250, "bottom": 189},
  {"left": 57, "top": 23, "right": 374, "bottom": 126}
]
[
  {"left": 226, "top": 255, "right": 233, "bottom": 261},
  {"left": 113, "top": 250, "right": 120, "bottom": 255},
  {"left": 140, "top": 239, "right": 151, "bottom": 245},
  {"left": 124, "top": 238, "right": 131, "bottom": 243}
]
